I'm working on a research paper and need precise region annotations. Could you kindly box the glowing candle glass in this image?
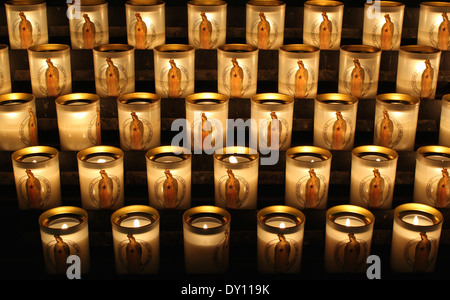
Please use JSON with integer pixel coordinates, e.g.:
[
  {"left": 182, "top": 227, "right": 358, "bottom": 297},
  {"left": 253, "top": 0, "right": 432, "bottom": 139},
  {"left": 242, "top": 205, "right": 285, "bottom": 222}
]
[
  {"left": 217, "top": 44, "right": 259, "bottom": 99},
  {"left": 117, "top": 92, "right": 161, "bottom": 151},
  {"left": 0, "top": 93, "right": 38, "bottom": 151},
  {"left": 187, "top": 0, "right": 227, "bottom": 49},
  {"left": 313, "top": 93, "right": 358, "bottom": 151},
  {"left": 349, "top": 145, "right": 398, "bottom": 209},
  {"left": 5, "top": 0, "right": 48, "bottom": 49},
  {"left": 67, "top": 0, "right": 109, "bottom": 49},
  {"left": 56, "top": 93, "right": 101, "bottom": 151},
  {"left": 38, "top": 206, "right": 90, "bottom": 274},
  {"left": 27, "top": 44, "right": 72, "bottom": 98},
  {"left": 213, "top": 147, "right": 259, "bottom": 209},
  {"left": 303, "top": 0, "right": 344, "bottom": 50},
  {"left": 145, "top": 146, "right": 192, "bottom": 210},
  {"left": 250, "top": 93, "right": 294, "bottom": 152},
  {"left": 363, "top": 1, "right": 405, "bottom": 51},
  {"left": 185, "top": 92, "right": 229, "bottom": 153},
  {"left": 324, "top": 205, "right": 375, "bottom": 273},
  {"left": 257, "top": 205, "right": 305, "bottom": 273},
  {"left": 77, "top": 146, "right": 124, "bottom": 210},
  {"left": 278, "top": 44, "right": 320, "bottom": 99},
  {"left": 373, "top": 93, "right": 420, "bottom": 151},
  {"left": 125, "top": 0, "right": 166, "bottom": 50},
  {"left": 183, "top": 205, "right": 231, "bottom": 274},
  {"left": 338, "top": 45, "right": 381, "bottom": 99},
  {"left": 245, "top": 0, "right": 286, "bottom": 50},
  {"left": 417, "top": 2, "right": 450, "bottom": 51},
  {"left": 396, "top": 45, "right": 441, "bottom": 100},
  {"left": 413, "top": 145, "right": 450, "bottom": 208},
  {"left": 0, "top": 45, "right": 12, "bottom": 94},
  {"left": 153, "top": 44, "right": 195, "bottom": 98},
  {"left": 12, "top": 146, "right": 61, "bottom": 210},
  {"left": 111, "top": 205, "right": 160, "bottom": 274},
  {"left": 285, "top": 146, "right": 332, "bottom": 210},
  {"left": 93, "top": 44, "right": 135, "bottom": 99},
  {"left": 439, "top": 94, "right": 450, "bottom": 146},
  {"left": 390, "top": 203, "right": 443, "bottom": 272}
]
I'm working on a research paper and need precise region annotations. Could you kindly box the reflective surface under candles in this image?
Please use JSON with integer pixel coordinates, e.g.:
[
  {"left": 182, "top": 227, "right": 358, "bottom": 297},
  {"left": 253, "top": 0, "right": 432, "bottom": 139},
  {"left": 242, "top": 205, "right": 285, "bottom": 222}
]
[
  {"left": 56, "top": 93, "right": 101, "bottom": 151},
  {"left": 67, "top": 0, "right": 109, "bottom": 49},
  {"left": 111, "top": 205, "right": 160, "bottom": 274},
  {"left": 257, "top": 206, "right": 305, "bottom": 273},
  {"left": 12, "top": 146, "right": 61, "bottom": 210},
  {"left": 417, "top": 2, "right": 450, "bottom": 51},
  {"left": 324, "top": 205, "right": 375, "bottom": 273},
  {"left": 439, "top": 94, "right": 450, "bottom": 147},
  {"left": 0, "top": 93, "right": 38, "bottom": 151},
  {"left": 39, "top": 206, "right": 90, "bottom": 274},
  {"left": 213, "top": 147, "right": 259, "bottom": 209},
  {"left": 183, "top": 206, "right": 231, "bottom": 274},
  {"left": 0, "top": 44, "right": 12, "bottom": 94},
  {"left": 390, "top": 203, "right": 443, "bottom": 273},
  {"left": 77, "top": 146, "right": 124, "bottom": 210},
  {"left": 145, "top": 146, "right": 192, "bottom": 210},
  {"left": 413, "top": 146, "right": 450, "bottom": 208},
  {"left": 125, "top": 0, "right": 166, "bottom": 50}
]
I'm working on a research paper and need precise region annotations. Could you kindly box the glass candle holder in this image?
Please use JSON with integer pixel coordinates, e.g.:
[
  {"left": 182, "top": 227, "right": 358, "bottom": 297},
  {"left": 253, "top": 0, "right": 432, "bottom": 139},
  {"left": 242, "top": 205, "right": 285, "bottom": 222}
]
[
  {"left": 0, "top": 45, "right": 12, "bottom": 95},
  {"left": 278, "top": 44, "right": 320, "bottom": 99},
  {"left": 145, "top": 146, "right": 192, "bottom": 210},
  {"left": 245, "top": 0, "right": 286, "bottom": 50},
  {"left": 363, "top": 1, "right": 405, "bottom": 51},
  {"left": 338, "top": 45, "right": 382, "bottom": 99},
  {"left": 313, "top": 93, "right": 359, "bottom": 151},
  {"left": 285, "top": 146, "right": 332, "bottom": 210},
  {"left": 213, "top": 146, "right": 259, "bottom": 209},
  {"left": 111, "top": 205, "right": 160, "bottom": 274},
  {"left": 413, "top": 145, "right": 450, "bottom": 208},
  {"left": 257, "top": 205, "right": 305, "bottom": 274},
  {"left": 77, "top": 146, "right": 124, "bottom": 210},
  {"left": 373, "top": 93, "right": 420, "bottom": 151},
  {"left": 417, "top": 2, "right": 450, "bottom": 51},
  {"left": 93, "top": 44, "right": 135, "bottom": 99},
  {"left": 117, "top": 92, "right": 161, "bottom": 151},
  {"left": 349, "top": 145, "right": 398, "bottom": 209},
  {"left": 324, "top": 205, "right": 375, "bottom": 273},
  {"left": 187, "top": 0, "right": 227, "bottom": 49},
  {"left": 217, "top": 44, "right": 259, "bottom": 99},
  {"left": 183, "top": 205, "right": 231, "bottom": 274},
  {"left": 56, "top": 93, "right": 101, "bottom": 151},
  {"left": 390, "top": 203, "right": 444, "bottom": 272},
  {"left": 38, "top": 206, "right": 90, "bottom": 275},
  {"left": 125, "top": 0, "right": 166, "bottom": 50},
  {"left": 303, "top": 0, "right": 344, "bottom": 50},
  {"left": 27, "top": 44, "right": 72, "bottom": 98},
  {"left": 5, "top": 0, "right": 48, "bottom": 50},
  {"left": 396, "top": 45, "right": 441, "bottom": 100},
  {"left": 12, "top": 146, "right": 61, "bottom": 210},
  {"left": 153, "top": 44, "right": 195, "bottom": 98},
  {"left": 250, "top": 93, "right": 294, "bottom": 152},
  {"left": 185, "top": 92, "right": 229, "bottom": 153},
  {"left": 0, "top": 93, "right": 38, "bottom": 151},
  {"left": 67, "top": 0, "right": 109, "bottom": 49},
  {"left": 439, "top": 94, "right": 450, "bottom": 146}
]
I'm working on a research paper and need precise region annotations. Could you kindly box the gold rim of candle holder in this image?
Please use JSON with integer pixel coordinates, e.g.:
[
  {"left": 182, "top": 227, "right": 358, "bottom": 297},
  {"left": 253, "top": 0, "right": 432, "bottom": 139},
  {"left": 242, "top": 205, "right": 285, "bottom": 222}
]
[
  {"left": 257, "top": 205, "right": 305, "bottom": 234},
  {"left": 286, "top": 146, "right": 332, "bottom": 165},
  {"left": 154, "top": 44, "right": 195, "bottom": 53},
  {"left": 246, "top": 0, "right": 285, "bottom": 7},
  {"left": 188, "top": 0, "right": 227, "bottom": 6},
  {"left": 213, "top": 146, "right": 259, "bottom": 167},
  {"left": 94, "top": 44, "right": 135, "bottom": 53},
  {"left": 279, "top": 44, "right": 320, "bottom": 54},
  {"left": 251, "top": 93, "right": 295, "bottom": 107},
  {"left": 376, "top": 93, "right": 420, "bottom": 107},
  {"left": 420, "top": 2, "right": 450, "bottom": 8},
  {"left": 67, "top": 0, "right": 107, "bottom": 6},
  {"left": 340, "top": 45, "right": 381, "bottom": 54},
  {"left": 416, "top": 145, "right": 450, "bottom": 166},
  {"left": 56, "top": 93, "right": 100, "bottom": 107},
  {"left": 399, "top": 45, "right": 441, "bottom": 55},
  {"left": 0, "top": 44, "right": 8, "bottom": 51},
  {"left": 77, "top": 146, "right": 124, "bottom": 164},
  {"left": 442, "top": 94, "right": 450, "bottom": 103},
  {"left": 39, "top": 206, "right": 88, "bottom": 235},
  {"left": 6, "top": 0, "right": 46, "bottom": 6},
  {"left": 305, "top": 0, "right": 343, "bottom": 7},
  {"left": 218, "top": 43, "right": 258, "bottom": 53},
  {"left": 394, "top": 203, "right": 443, "bottom": 232},
  {"left": 145, "top": 146, "right": 191, "bottom": 167},
  {"left": 315, "top": 93, "right": 358, "bottom": 105},
  {"left": 0, "top": 93, "right": 35, "bottom": 109},
  {"left": 364, "top": 1, "right": 405, "bottom": 7},
  {"left": 352, "top": 145, "right": 398, "bottom": 162},
  {"left": 27, "top": 44, "right": 71, "bottom": 53},
  {"left": 185, "top": 92, "right": 229, "bottom": 105},
  {"left": 183, "top": 205, "right": 231, "bottom": 235},
  {"left": 326, "top": 205, "right": 375, "bottom": 233},
  {"left": 111, "top": 205, "right": 160, "bottom": 234},
  {"left": 126, "top": 0, "right": 165, "bottom": 6},
  {"left": 12, "top": 146, "right": 59, "bottom": 168},
  {"left": 117, "top": 92, "right": 161, "bottom": 107}
]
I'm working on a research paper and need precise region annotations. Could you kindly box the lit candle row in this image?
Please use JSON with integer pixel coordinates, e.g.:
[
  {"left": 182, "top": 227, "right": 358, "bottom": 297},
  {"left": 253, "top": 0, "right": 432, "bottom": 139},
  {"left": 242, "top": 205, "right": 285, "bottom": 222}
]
[{"left": 37, "top": 202, "right": 444, "bottom": 275}]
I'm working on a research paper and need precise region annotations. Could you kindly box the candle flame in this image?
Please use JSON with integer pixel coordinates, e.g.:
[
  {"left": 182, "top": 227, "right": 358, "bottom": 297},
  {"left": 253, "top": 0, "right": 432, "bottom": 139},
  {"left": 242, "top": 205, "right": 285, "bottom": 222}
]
[
  {"left": 61, "top": 224, "right": 68, "bottom": 229},
  {"left": 280, "top": 222, "right": 286, "bottom": 229},
  {"left": 345, "top": 218, "right": 350, "bottom": 227},
  {"left": 97, "top": 158, "right": 106, "bottom": 163},
  {"left": 413, "top": 215, "right": 419, "bottom": 226},
  {"left": 133, "top": 219, "right": 140, "bottom": 228},
  {"left": 311, "top": 159, "right": 315, "bottom": 163},
  {"left": 203, "top": 224, "right": 208, "bottom": 229},
  {"left": 32, "top": 160, "right": 37, "bottom": 163},
  {"left": 229, "top": 156, "right": 238, "bottom": 164}
]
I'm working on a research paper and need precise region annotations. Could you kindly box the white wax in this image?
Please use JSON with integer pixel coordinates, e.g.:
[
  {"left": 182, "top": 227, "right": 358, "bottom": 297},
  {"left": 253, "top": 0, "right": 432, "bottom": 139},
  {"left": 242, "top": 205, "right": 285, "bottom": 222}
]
[
  {"left": 187, "top": 8, "right": 227, "bottom": 49},
  {"left": 362, "top": 8, "right": 404, "bottom": 50},
  {"left": 67, "top": 8, "right": 109, "bottom": 49},
  {"left": 0, "top": 104, "right": 37, "bottom": 150},
  {"left": 245, "top": 5, "right": 285, "bottom": 49},
  {"left": 5, "top": 7, "right": 48, "bottom": 49},
  {"left": 125, "top": 5, "right": 165, "bottom": 49},
  {"left": 186, "top": 108, "right": 227, "bottom": 153},
  {"left": 303, "top": 9, "right": 343, "bottom": 50},
  {"left": 217, "top": 53, "right": 258, "bottom": 98}
]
